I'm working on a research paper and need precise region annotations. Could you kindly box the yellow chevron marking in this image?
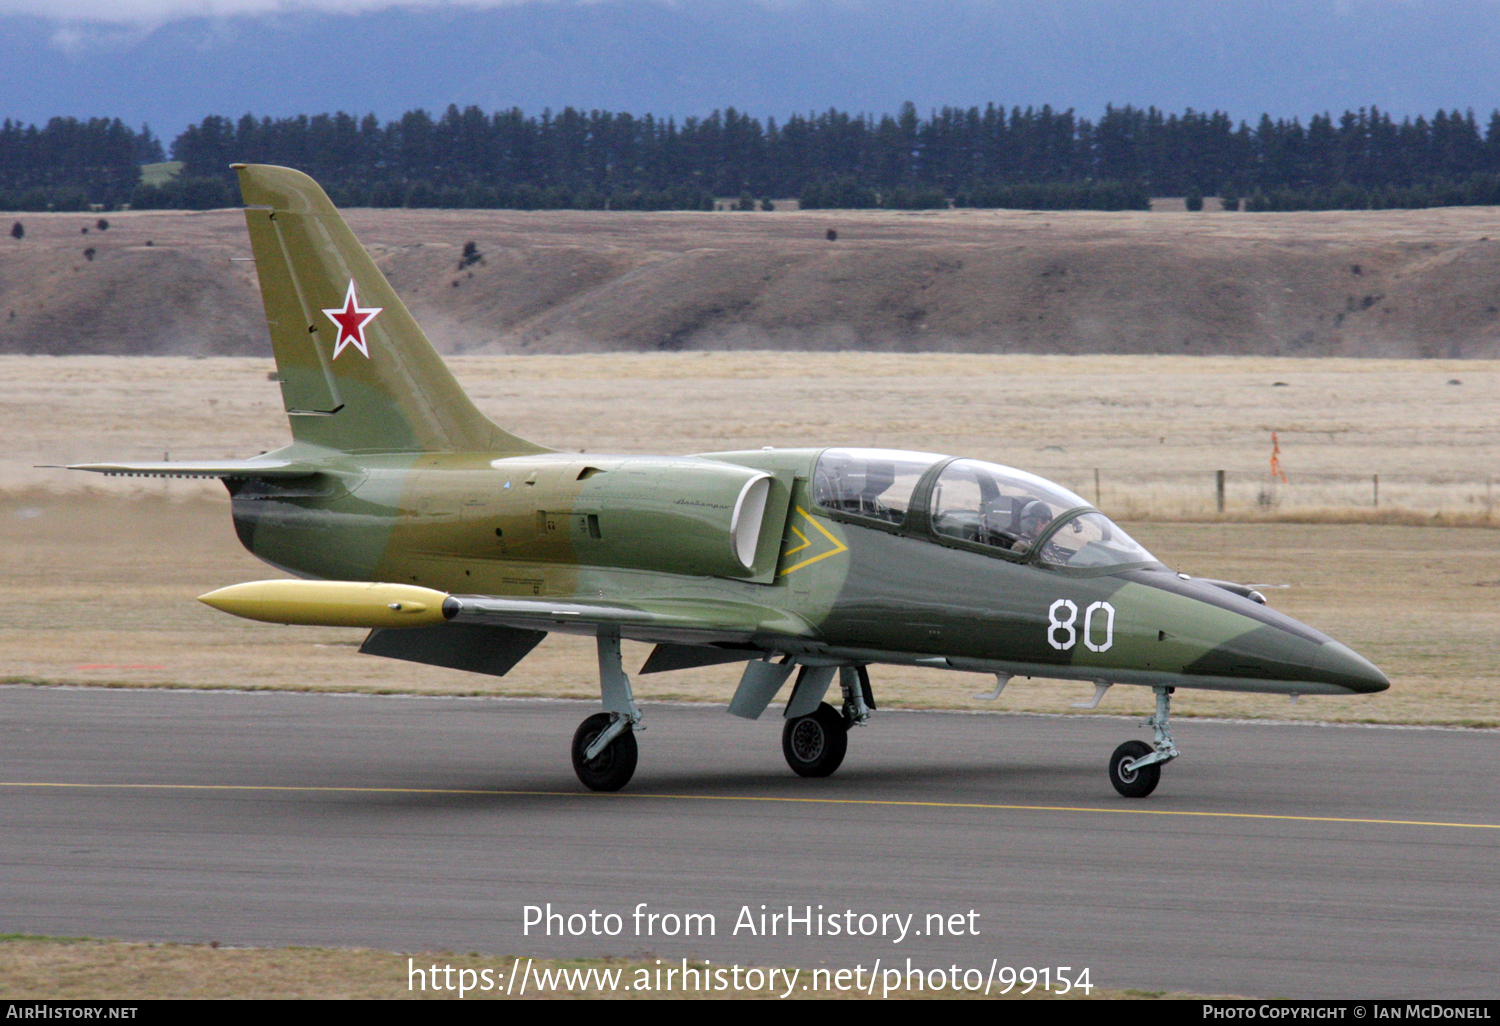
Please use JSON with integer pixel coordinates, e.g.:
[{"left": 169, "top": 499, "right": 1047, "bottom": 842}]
[
  {"left": 777, "top": 506, "right": 849, "bottom": 576},
  {"left": 783, "top": 523, "right": 811, "bottom": 557}
]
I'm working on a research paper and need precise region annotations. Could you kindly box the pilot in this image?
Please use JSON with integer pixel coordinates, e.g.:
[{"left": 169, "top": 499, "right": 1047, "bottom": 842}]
[{"left": 1013, "top": 499, "right": 1054, "bottom": 551}]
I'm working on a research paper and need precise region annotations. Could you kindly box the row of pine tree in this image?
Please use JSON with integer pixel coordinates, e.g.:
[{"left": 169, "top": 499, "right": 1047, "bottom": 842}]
[{"left": 6, "top": 103, "right": 1500, "bottom": 211}]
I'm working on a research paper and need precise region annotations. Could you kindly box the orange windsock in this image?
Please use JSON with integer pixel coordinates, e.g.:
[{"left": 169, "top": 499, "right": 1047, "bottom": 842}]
[{"left": 1270, "top": 432, "right": 1288, "bottom": 483}]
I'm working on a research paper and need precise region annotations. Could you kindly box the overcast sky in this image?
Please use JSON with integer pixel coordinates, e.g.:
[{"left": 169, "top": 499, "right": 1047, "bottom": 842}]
[{"left": 4, "top": 0, "right": 1498, "bottom": 138}]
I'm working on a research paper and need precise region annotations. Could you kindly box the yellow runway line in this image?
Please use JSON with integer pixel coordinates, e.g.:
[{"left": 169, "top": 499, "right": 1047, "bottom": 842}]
[{"left": 2, "top": 780, "right": 1498, "bottom": 831}]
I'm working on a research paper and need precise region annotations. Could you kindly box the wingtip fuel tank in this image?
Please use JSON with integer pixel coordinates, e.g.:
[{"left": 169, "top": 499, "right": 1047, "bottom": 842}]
[{"left": 198, "top": 580, "right": 452, "bottom": 628}]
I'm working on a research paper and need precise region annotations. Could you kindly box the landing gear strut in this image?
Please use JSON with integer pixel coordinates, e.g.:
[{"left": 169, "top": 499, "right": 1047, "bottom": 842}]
[
  {"left": 571, "top": 628, "right": 642, "bottom": 792},
  {"left": 840, "top": 664, "right": 876, "bottom": 726},
  {"left": 1108, "top": 686, "right": 1179, "bottom": 798}
]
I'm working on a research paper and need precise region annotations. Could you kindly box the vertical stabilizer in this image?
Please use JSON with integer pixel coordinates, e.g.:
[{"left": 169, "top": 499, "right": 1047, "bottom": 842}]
[{"left": 236, "top": 163, "right": 549, "bottom": 455}]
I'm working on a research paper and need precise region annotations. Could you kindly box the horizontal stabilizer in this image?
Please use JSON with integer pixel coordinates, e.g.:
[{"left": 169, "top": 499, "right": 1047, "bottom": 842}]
[{"left": 65, "top": 459, "right": 317, "bottom": 480}]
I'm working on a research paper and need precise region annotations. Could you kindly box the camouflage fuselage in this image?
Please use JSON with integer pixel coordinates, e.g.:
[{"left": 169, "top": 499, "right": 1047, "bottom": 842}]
[{"left": 229, "top": 445, "right": 1388, "bottom": 698}]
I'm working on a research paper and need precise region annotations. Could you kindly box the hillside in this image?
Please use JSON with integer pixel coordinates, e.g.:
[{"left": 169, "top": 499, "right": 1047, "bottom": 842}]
[{"left": 3, "top": 204, "right": 1500, "bottom": 357}]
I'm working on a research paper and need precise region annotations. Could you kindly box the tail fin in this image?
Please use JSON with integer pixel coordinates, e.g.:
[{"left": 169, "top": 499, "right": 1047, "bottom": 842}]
[{"left": 236, "top": 163, "right": 548, "bottom": 455}]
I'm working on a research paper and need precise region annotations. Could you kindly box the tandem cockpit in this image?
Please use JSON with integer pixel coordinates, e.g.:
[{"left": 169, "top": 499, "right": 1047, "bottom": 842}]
[{"left": 809, "top": 448, "right": 1160, "bottom": 572}]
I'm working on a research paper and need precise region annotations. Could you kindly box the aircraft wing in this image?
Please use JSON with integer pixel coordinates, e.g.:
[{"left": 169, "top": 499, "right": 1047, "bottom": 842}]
[
  {"left": 198, "top": 578, "right": 816, "bottom": 647},
  {"left": 444, "top": 594, "right": 817, "bottom": 645},
  {"left": 63, "top": 459, "right": 318, "bottom": 479}
]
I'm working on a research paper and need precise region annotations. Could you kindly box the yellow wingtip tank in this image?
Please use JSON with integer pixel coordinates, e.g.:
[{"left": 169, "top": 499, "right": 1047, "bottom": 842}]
[{"left": 198, "top": 580, "right": 452, "bottom": 628}]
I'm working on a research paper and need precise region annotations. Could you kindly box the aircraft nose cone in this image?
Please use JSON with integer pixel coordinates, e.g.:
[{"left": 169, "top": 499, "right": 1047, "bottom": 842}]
[{"left": 1314, "top": 640, "right": 1390, "bottom": 694}]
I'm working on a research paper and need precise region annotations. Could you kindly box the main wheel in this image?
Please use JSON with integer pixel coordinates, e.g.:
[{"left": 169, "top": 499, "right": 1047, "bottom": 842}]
[
  {"left": 782, "top": 702, "right": 848, "bottom": 778},
  {"left": 1108, "top": 739, "right": 1160, "bottom": 798},
  {"left": 571, "top": 713, "right": 638, "bottom": 792}
]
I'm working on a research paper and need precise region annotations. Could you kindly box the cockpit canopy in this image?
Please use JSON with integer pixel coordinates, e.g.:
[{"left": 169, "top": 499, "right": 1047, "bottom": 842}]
[
  {"left": 812, "top": 448, "right": 944, "bottom": 526},
  {"left": 929, "top": 457, "right": 1085, "bottom": 554},
  {"left": 1032, "top": 510, "right": 1157, "bottom": 569},
  {"left": 811, "top": 448, "right": 1158, "bottom": 570}
]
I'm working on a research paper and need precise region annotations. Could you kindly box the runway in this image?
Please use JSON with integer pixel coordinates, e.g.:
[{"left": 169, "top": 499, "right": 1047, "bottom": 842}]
[{"left": 1, "top": 686, "right": 1496, "bottom": 998}]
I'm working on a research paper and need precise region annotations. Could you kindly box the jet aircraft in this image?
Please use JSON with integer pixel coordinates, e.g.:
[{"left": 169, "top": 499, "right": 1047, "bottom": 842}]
[{"left": 69, "top": 165, "right": 1389, "bottom": 797}]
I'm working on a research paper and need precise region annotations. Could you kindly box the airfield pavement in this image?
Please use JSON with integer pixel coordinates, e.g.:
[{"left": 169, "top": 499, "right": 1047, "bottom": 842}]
[{"left": 0, "top": 688, "right": 1496, "bottom": 999}]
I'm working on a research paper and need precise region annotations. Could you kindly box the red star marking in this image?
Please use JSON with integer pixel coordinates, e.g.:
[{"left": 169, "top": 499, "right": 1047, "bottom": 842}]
[{"left": 322, "top": 280, "right": 383, "bottom": 359}]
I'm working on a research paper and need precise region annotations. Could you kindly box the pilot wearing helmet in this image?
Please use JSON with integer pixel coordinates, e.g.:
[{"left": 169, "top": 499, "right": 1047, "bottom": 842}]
[{"left": 1012, "top": 499, "right": 1055, "bottom": 552}]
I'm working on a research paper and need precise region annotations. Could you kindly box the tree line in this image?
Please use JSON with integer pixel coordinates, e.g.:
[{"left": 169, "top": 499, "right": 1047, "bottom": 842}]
[
  {"left": 7, "top": 103, "right": 1500, "bottom": 211},
  {"left": 0, "top": 117, "right": 163, "bottom": 210}
]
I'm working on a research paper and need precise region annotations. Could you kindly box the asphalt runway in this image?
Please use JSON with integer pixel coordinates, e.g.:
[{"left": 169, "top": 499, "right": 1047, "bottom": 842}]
[{"left": 1, "top": 686, "right": 1496, "bottom": 998}]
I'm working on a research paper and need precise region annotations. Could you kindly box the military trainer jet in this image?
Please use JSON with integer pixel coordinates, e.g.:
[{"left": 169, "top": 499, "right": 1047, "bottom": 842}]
[{"left": 69, "top": 165, "right": 1389, "bottom": 797}]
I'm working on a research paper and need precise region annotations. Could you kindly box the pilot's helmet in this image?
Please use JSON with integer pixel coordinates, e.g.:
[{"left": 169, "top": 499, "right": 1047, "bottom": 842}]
[{"left": 1017, "top": 499, "right": 1054, "bottom": 538}]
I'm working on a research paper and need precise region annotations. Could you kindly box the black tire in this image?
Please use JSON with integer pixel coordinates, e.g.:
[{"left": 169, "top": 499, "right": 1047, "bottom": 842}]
[
  {"left": 1109, "top": 739, "right": 1160, "bottom": 798},
  {"left": 571, "top": 713, "right": 638, "bottom": 792},
  {"left": 782, "top": 702, "right": 848, "bottom": 778}
]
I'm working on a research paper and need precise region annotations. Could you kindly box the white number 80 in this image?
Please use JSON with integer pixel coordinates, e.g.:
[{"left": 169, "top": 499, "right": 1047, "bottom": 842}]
[{"left": 1047, "top": 599, "right": 1115, "bottom": 653}]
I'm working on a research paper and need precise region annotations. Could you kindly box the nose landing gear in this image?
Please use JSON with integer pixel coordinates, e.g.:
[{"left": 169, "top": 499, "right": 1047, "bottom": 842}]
[
  {"left": 572, "top": 712, "right": 639, "bottom": 792},
  {"left": 571, "top": 628, "right": 643, "bottom": 792},
  {"left": 1108, "top": 686, "right": 1180, "bottom": 798}
]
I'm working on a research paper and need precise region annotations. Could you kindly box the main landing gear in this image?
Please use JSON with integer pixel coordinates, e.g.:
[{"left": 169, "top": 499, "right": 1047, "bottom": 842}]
[
  {"left": 570, "top": 648, "right": 879, "bottom": 790},
  {"left": 571, "top": 628, "right": 642, "bottom": 792},
  {"left": 1108, "top": 685, "right": 1180, "bottom": 798},
  {"left": 779, "top": 664, "right": 874, "bottom": 778},
  {"left": 782, "top": 703, "right": 845, "bottom": 777}
]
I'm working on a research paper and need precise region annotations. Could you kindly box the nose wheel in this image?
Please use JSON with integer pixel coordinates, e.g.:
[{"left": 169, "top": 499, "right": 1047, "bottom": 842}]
[
  {"left": 572, "top": 628, "right": 642, "bottom": 792},
  {"left": 1108, "top": 740, "right": 1160, "bottom": 797},
  {"left": 572, "top": 712, "right": 638, "bottom": 792},
  {"left": 1108, "top": 686, "right": 1179, "bottom": 798}
]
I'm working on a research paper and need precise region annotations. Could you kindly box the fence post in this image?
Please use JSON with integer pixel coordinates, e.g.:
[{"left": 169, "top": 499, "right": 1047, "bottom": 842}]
[
  {"left": 1216, "top": 470, "right": 1225, "bottom": 513},
  {"left": 1094, "top": 468, "right": 1101, "bottom": 507},
  {"left": 1373, "top": 474, "right": 1379, "bottom": 508}
]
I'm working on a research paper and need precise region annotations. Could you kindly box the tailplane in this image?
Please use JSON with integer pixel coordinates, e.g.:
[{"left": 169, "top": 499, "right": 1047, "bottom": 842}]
[{"left": 236, "top": 163, "right": 547, "bottom": 455}]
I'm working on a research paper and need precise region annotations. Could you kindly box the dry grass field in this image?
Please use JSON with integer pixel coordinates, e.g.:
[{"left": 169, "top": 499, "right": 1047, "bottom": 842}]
[
  {"left": 6, "top": 351, "right": 1496, "bottom": 514},
  {"left": 2, "top": 353, "right": 1496, "bottom": 726}
]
